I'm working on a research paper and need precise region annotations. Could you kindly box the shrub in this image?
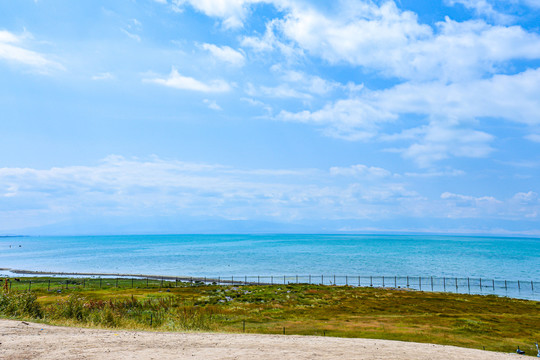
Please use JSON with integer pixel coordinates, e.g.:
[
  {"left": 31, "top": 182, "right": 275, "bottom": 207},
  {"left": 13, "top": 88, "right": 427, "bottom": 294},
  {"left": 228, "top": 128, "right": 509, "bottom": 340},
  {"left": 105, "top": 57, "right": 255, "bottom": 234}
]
[{"left": 0, "top": 292, "right": 42, "bottom": 319}]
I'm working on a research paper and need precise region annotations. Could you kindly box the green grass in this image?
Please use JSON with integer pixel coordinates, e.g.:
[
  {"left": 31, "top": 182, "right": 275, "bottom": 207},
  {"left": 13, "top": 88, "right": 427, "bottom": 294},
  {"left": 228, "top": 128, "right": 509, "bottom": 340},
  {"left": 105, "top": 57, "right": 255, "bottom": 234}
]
[{"left": 1, "top": 277, "right": 539, "bottom": 356}]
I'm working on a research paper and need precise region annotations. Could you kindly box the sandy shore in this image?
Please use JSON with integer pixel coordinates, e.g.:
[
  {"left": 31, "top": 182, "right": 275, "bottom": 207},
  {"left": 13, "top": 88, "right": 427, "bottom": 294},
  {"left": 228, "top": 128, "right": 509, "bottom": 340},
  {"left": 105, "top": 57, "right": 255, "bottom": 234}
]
[{"left": 0, "top": 319, "right": 522, "bottom": 360}]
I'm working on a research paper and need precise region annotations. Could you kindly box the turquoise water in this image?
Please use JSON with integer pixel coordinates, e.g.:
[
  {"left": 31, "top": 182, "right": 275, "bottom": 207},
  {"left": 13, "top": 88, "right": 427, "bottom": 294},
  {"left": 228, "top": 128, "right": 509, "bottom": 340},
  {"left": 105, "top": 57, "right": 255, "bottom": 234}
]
[{"left": 1, "top": 234, "right": 538, "bottom": 281}]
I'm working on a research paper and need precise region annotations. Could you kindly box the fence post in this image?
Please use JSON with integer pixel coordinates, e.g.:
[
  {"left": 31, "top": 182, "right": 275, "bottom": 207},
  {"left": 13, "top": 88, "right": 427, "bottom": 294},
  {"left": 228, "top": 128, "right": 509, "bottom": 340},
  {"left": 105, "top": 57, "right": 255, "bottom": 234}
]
[
  {"left": 406, "top": 276, "right": 409, "bottom": 288},
  {"left": 492, "top": 279, "right": 494, "bottom": 291},
  {"left": 419, "top": 277, "right": 422, "bottom": 291},
  {"left": 358, "top": 276, "right": 361, "bottom": 287},
  {"left": 468, "top": 278, "right": 470, "bottom": 293},
  {"left": 284, "top": 275, "right": 286, "bottom": 285},
  {"left": 455, "top": 278, "right": 458, "bottom": 292},
  {"left": 531, "top": 281, "right": 534, "bottom": 291},
  {"left": 333, "top": 275, "right": 336, "bottom": 285},
  {"left": 346, "top": 276, "right": 348, "bottom": 286},
  {"left": 504, "top": 280, "right": 507, "bottom": 290},
  {"left": 443, "top": 277, "right": 446, "bottom": 292},
  {"left": 321, "top": 275, "right": 323, "bottom": 285},
  {"left": 382, "top": 276, "right": 385, "bottom": 287},
  {"left": 431, "top": 277, "right": 433, "bottom": 291},
  {"left": 518, "top": 280, "right": 520, "bottom": 290},
  {"left": 395, "top": 276, "right": 397, "bottom": 288},
  {"left": 370, "top": 276, "right": 373, "bottom": 287},
  {"left": 271, "top": 276, "right": 273, "bottom": 285},
  {"left": 479, "top": 278, "right": 482, "bottom": 290}
]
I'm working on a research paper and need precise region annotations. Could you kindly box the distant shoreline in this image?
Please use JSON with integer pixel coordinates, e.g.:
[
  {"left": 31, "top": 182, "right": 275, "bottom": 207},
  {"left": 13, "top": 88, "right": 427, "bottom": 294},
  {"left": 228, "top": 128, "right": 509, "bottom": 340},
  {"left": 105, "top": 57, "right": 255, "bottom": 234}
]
[
  {"left": 2, "top": 268, "right": 196, "bottom": 280},
  {"left": 0, "top": 268, "right": 252, "bottom": 285}
]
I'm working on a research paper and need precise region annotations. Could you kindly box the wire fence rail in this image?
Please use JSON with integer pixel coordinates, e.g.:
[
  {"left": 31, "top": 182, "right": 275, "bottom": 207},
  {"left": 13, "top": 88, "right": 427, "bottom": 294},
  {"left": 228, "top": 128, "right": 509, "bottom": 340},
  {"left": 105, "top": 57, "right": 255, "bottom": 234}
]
[{"left": 2, "top": 273, "right": 539, "bottom": 301}]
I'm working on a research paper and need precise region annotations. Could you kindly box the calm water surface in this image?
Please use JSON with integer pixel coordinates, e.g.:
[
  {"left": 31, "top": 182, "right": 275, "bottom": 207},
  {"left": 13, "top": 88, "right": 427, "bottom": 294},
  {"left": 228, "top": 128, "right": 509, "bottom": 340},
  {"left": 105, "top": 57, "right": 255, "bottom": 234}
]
[{"left": 1, "top": 234, "right": 538, "bottom": 281}]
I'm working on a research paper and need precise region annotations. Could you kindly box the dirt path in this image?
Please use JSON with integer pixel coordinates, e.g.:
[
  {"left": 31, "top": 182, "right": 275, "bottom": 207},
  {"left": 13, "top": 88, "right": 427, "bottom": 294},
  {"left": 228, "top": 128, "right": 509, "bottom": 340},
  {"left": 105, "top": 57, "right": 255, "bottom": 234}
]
[{"left": 0, "top": 319, "right": 521, "bottom": 360}]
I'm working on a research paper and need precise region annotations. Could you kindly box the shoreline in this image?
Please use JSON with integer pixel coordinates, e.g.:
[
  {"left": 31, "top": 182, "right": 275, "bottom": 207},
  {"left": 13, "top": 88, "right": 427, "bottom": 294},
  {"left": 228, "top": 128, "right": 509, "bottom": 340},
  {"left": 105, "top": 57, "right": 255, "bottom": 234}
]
[{"left": 0, "top": 268, "right": 262, "bottom": 285}]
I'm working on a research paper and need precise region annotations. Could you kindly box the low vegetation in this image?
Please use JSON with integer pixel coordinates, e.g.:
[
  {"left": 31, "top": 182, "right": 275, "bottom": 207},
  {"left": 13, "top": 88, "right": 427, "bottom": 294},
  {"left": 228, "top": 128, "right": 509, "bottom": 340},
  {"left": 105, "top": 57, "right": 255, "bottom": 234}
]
[{"left": 1, "top": 277, "right": 539, "bottom": 356}]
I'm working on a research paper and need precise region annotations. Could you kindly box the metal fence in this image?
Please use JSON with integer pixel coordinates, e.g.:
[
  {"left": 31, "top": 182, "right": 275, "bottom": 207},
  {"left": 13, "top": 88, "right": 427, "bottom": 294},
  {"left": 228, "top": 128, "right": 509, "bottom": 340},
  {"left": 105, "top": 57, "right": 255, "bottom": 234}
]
[
  {"left": 208, "top": 275, "right": 538, "bottom": 300},
  {"left": 3, "top": 273, "right": 539, "bottom": 301}
]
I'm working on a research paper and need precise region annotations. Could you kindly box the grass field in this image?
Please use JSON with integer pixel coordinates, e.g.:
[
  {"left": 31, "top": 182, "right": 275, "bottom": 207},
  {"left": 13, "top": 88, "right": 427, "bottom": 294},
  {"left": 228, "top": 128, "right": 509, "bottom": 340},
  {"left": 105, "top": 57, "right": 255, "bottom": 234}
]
[{"left": 1, "top": 277, "right": 539, "bottom": 356}]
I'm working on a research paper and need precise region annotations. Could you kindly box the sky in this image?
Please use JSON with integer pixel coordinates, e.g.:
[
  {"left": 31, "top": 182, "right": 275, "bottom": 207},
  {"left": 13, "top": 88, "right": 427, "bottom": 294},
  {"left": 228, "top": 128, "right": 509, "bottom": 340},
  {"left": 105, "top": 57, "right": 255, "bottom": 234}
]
[{"left": 1, "top": 0, "right": 540, "bottom": 236}]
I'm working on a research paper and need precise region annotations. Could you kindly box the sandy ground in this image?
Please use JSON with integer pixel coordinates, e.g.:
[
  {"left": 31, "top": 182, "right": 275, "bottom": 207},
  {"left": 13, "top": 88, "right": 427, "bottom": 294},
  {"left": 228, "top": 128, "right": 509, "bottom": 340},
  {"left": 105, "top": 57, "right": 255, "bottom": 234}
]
[{"left": 0, "top": 319, "right": 522, "bottom": 360}]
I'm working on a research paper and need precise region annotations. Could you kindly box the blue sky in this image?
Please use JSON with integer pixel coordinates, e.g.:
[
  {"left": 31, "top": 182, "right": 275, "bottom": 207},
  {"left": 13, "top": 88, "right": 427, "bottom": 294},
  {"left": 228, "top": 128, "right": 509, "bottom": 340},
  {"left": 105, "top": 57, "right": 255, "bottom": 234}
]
[{"left": 1, "top": 0, "right": 540, "bottom": 235}]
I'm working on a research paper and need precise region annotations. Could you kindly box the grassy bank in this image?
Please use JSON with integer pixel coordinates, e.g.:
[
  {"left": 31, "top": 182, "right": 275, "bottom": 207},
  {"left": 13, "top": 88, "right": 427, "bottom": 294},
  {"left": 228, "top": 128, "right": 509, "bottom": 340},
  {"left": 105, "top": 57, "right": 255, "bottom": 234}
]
[{"left": 1, "top": 277, "right": 539, "bottom": 356}]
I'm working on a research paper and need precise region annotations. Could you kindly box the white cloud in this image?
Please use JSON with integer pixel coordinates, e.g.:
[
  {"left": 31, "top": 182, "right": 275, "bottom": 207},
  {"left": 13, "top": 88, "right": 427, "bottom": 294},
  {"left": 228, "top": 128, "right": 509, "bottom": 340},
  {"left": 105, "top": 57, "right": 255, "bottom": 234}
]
[
  {"left": 511, "top": 191, "right": 539, "bottom": 204},
  {"left": 404, "top": 169, "right": 465, "bottom": 178},
  {"left": 201, "top": 43, "right": 245, "bottom": 66},
  {"left": 440, "top": 191, "right": 502, "bottom": 218},
  {"left": 241, "top": 97, "right": 273, "bottom": 114},
  {"left": 278, "top": 98, "right": 396, "bottom": 141},
  {"left": 375, "top": 68, "right": 540, "bottom": 126},
  {"left": 270, "top": 65, "right": 343, "bottom": 95},
  {"left": 244, "top": 2, "right": 540, "bottom": 82},
  {"left": 145, "top": 67, "right": 231, "bottom": 92},
  {"left": 279, "top": 68, "right": 540, "bottom": 165},
  {"left": 525, "top": 134, "right": 540, "bottom": 142},
  {"left": 203, "top": 99, "right": 222, "bottom": 111},
  {"left": 245, "top": 66, "right": 347, "bottom": 100},
  {"left": 92, "top": 72, "right": 114, "bottom": 81},
  {"left": 522, "top": 0, "right": 540, "bottom": 7},
  {"left": 1, "top": 156, "right": 538, "bottom": 231},
  {"left": 241, "top": 17, "right": 302, "bottom": 60},
  {"left": 445, "top": 0, "right": 515, "bottom": 24},
  {"left": 440, "top": 191, "right": 540, "bottom": 219},
  {"left": 398, "top": 123, "right": 494, "bottom": 167},
  {"left": 156, "top": 1, "right": 540, "bottom": 83},
  {"left": 0, "top": 30, "right": 19, "bottom": 43},
  {"left": 150, "top": 0, "right": 540, "bottom": 168},
  {"left": 258, "top": 84, "right": 311, "bottom": 99},
  {"left": 169, "top": 0, "right": 263, "bottom": 28},
  {"left": 330, "top": 164, "right": 392, "bottom": 178},
  {"left": 448, "top": 0, "right": 540, "bottom": 14},
  {"left": 121, "top": 28, "right": 141, "bottom": 42},
  {"left": 241, "top": 23, "right": 277, "bottom": 52},
  {"left": 0, "top": 156, "right": 422, "bottom": 229},
  {"left": 0, "top": 30, "right": 63, "bottom": 73},
  {"left": 441, "top": 192, "right": 499, "bottom": 204}
]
